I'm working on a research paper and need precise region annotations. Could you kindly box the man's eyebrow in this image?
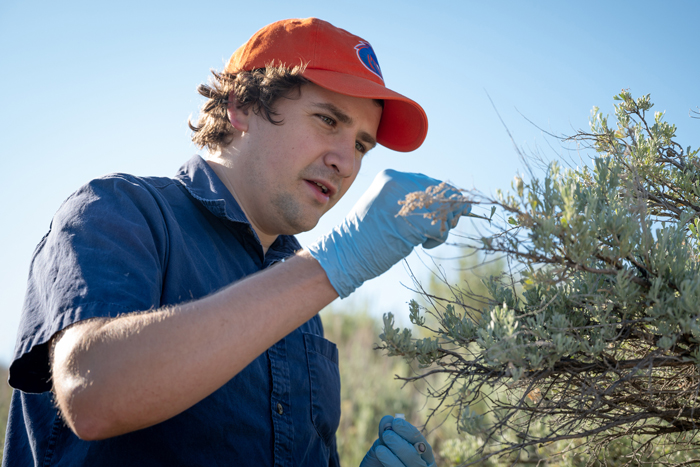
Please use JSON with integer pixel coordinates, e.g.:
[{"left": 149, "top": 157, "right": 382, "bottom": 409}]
[
  {"left": 311, "top": 102, "right": 378, "bottom": 149},
  {"left": 311, "top": 102, "right": 353, "bottom": 125},
  {"left": 358, "top": 131, "right": 377, "bottom": 149}
]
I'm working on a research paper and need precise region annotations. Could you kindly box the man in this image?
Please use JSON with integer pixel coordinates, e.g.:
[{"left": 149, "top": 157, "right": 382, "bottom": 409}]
[{"left": 3, "top": 18, "right": 468, "bottom": 466}]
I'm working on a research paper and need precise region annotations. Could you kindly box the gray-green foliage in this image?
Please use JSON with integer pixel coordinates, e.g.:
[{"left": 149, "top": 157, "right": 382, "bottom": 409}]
[{"left": 379, "top": 91, "right": 700, "bottom": 465}]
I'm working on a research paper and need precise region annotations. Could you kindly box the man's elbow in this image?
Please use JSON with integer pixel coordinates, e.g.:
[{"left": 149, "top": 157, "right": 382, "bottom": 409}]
[
  {"left": 66, "top": 410, "right": 113, "bottom": 441},
  {"left": 51, "top": 321, "right": 117, "bottom": 441},
  {"left": 52, "top": 372, "right": 113, "bottom": 441}
]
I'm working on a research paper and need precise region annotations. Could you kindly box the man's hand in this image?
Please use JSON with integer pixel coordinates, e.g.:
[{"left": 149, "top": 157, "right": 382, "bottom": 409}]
[
  {"left": 307, "top": 169, "right": 470, "bottom": 298},
  {"left": 360, "top": 415, "right": 436, "bottom": 467}
]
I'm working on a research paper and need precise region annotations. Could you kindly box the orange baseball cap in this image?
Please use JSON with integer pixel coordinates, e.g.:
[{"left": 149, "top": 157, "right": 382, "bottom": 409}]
[{"left": 225, "top": 18, "right": 428, "bottom": 153}]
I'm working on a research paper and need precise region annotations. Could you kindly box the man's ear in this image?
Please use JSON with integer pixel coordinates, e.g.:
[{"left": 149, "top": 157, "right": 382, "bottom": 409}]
[{"left": 227, "top": 91, "right": 250, "bottom": 132}]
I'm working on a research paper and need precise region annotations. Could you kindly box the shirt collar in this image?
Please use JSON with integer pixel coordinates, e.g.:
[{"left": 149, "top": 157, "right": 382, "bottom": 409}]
[
  {"left": 175, "top": 155, "right": 301, "bottom": 256},
  {"left": 175, "top": 155, "right": 249, "bottom": 224}
]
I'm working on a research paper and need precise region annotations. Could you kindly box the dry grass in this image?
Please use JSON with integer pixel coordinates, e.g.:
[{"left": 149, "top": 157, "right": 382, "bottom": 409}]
[{"left": 1, "top": 366, "right": 11, "bottom": 461}]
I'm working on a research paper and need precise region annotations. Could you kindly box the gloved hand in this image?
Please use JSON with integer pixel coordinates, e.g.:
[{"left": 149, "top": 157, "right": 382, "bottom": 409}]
[
  {"left": 360, "top": 415, "right": 436, "bottom": 467},
  {"left": 307, "top": 169, "right": 470, "bottom": 298}
]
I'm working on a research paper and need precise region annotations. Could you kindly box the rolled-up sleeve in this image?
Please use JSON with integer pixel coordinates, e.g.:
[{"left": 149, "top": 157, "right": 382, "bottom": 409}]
[{"left": 9, "top": 174, "right": 168, "bottom": 393}]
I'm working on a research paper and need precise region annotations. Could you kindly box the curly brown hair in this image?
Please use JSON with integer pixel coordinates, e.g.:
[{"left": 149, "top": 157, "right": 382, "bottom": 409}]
[{"left": 189, "top": 64, "right": 309, "bottom": 152}]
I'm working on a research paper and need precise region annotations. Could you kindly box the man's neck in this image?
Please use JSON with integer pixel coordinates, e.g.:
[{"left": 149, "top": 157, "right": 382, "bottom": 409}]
[{"left": 205, "top": 154, "right": 277, "bottom": 254}]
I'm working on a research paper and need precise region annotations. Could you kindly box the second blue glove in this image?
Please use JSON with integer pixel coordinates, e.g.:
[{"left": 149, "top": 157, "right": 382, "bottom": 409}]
[{"left": 360, "top": 415, "right": 436, "bottom": 467}]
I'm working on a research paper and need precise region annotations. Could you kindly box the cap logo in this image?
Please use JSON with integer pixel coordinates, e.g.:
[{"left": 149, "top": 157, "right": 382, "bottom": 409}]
[{"left": 354, "top": 41, "right": 383, "bottom": 81}]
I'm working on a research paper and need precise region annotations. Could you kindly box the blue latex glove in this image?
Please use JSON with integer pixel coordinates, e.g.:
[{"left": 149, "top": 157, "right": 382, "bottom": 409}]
[
  {"left": 360, "top": 415, "right": 436, "bottom": 467},
  {"left": 307, "top": 169, "right": 470, "bottom": 298}
]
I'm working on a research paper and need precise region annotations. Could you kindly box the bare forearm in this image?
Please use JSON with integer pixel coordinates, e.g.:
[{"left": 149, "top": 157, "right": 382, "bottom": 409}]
[{"left": 52, "top": 251, "right": 337, "bottom": 440}]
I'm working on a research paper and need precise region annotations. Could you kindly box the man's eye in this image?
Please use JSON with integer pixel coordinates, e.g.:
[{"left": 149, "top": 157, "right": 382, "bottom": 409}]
[
  {"left": 355, "top": 141, "right": 366, "bottom": 153},
  {"left": 319, "top": 115, "right": 335, "bottom": 126}
]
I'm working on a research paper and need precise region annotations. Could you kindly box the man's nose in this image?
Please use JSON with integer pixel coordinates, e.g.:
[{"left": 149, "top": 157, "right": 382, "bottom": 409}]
[{"left": 324, "top": 136, "right": 358, "bottom": 178}]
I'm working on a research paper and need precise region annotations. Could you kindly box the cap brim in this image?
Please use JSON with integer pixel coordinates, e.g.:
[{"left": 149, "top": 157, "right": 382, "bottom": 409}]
[{"left": 302, "top": 69, "right": 428, "bottom": 152}]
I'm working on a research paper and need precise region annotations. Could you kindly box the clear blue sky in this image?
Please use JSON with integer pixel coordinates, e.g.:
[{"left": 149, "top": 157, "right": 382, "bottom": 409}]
[{"left": 1, "top": 0, "right": 699, "bottom": 365}]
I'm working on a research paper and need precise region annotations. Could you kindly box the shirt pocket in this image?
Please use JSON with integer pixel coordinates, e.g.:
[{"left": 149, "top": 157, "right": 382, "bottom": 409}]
[{"left": 303, "top": 332, "right": 341, "bottom": 446}]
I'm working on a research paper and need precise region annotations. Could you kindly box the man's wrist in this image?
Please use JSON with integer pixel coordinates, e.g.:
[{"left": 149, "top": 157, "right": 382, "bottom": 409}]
[{"left": 294, "top": 248, "right": 340, "bottom": 300}]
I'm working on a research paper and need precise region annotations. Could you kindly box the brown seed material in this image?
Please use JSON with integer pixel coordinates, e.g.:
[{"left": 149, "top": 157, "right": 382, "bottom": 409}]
[{"left": 397, "top": 182, "right": 470, "bottom": 233}]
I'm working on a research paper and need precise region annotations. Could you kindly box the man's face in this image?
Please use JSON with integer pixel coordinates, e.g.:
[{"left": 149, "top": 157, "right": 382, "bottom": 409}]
[{"left": 229, "top": 83, "right": 383, "bottom": 238}]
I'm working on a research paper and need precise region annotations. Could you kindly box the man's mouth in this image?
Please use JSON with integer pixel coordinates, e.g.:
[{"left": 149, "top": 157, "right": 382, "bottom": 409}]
[
  {"left": 313, "top": 181, "right": 329, "bottom": 194},
  {"left": 306, "top": 179, "right": 333, "bottom": 197}
]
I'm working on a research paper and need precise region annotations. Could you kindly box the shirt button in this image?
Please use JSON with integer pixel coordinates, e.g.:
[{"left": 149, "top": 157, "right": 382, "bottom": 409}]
[{"left": 276, "top": 403, "right": 284, "bottom": 415}]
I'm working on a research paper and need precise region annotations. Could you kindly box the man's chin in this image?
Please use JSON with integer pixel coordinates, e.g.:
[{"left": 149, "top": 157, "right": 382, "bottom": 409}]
[
  {"left": 286, "top": 218, "right": 321, "bottom": 235},
  {"left": 275, "top": 211, "right": 323, "bottom": 236}
]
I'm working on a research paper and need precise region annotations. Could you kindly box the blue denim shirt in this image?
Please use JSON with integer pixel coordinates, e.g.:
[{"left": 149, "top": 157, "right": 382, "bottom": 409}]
[{"left": 3, "top": 156, "right": 341, "bottom": 466}]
